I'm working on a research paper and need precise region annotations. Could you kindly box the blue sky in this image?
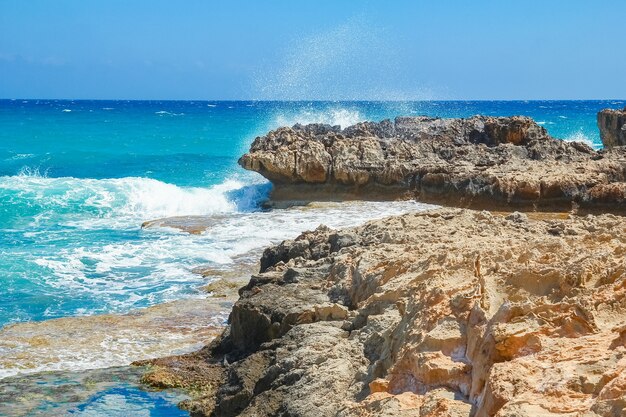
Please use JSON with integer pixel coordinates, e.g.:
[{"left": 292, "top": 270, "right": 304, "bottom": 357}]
[{"left": 1, "top": 0, "right": 625, "bottom": 100}]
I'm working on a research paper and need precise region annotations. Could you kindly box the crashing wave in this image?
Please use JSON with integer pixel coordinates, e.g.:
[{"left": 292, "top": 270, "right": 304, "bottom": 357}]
[
  {"left": 273, "top": 108, "right": 364, "bottom": 129},
  {"left": 0, "top": 174, "right": 270, "bottom": 227},
  {"left": 563, "top": 130, "right": 599, "bottom": 149}
]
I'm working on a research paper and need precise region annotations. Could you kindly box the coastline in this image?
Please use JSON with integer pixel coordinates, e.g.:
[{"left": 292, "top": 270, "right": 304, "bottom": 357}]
[
  {"left": 136, "top": 112, "right": 625, "bottom": 416},
  {"left": 4, "top": 0, "right": 626, "bottom": 414},
  {"left": 139, "top": 208, "right": 626, "bottom": 416},
  {"left": 2, "top": 106, "right": 625, "bottom": 416},
  {"left": 0, "top": 199, "right": 434, "bottom": 416}
]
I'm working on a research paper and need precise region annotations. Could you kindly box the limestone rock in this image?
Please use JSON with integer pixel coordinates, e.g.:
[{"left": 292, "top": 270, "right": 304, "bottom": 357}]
[
  {"left": 150, "top": 209, "right": 626, "bottom": 416},
  {"left": 239, "top": 116, "right": 626, "bottom": 210},
  {"left": 598, "top": 107, "right": 626, "bottom": 148}
]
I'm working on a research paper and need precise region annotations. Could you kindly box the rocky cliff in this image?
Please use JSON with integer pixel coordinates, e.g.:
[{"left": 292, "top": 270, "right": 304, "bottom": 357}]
[
  {"left": 239, "top": 116, "right": 626, "bottom": 210},
  {"left": 598, "top": 108, "right": 626, "bottom": 148},
  {"left": 142, "top": 208, "right": 626, "bottom": 417}
]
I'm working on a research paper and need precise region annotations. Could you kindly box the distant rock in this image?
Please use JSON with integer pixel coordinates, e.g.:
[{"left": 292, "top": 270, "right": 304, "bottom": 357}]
[
  {"left": 598, "top": 107, "right": 626, "bottom": 148},
  {"left": 239, "top": 116, "right": 626, "bottom": 210}
]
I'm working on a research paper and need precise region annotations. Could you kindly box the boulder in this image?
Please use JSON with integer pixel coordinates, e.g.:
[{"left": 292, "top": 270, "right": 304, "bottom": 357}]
[{"left": 598, "top": 107, "right": 626, "bottom": 148}]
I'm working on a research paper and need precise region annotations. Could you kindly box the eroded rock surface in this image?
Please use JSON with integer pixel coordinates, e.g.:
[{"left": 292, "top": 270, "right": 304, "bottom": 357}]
[
  {"left": 239, "top": 116, "right": 626, "bottom": 210},
  {"left": 599, "top": 108, "right": 626, "bottom": 148},
  {"left": 145, "top": 208, "right": 626, "bottom": 416}
]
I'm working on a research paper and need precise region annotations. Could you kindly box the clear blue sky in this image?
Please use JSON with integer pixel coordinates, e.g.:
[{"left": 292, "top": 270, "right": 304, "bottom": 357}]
[{"left": 1, "top": 0, "right": 624, "bottom": 100}]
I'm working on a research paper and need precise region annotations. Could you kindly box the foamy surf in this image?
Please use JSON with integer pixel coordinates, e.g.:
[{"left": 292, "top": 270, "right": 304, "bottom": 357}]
[
  {"left": 563, "top": 130, "right": 600, "bottom": 149},
  {"left": 0, "top": 174, "right": 266, "bottom": 228},
  {"left": 272, "top": 107, "right": 365, "bottom": 129},
  {"left": 0, "top": 298, "right": 230, "bottom": 379},
  {"left": 0, "top": 195, "right": 435, "bottom": 378},
  {"left": 155, "top": 110, "right": 184, "bottom": 116},
  {"left": 17, "top": 198, "right": 435, "bottom": 321}
]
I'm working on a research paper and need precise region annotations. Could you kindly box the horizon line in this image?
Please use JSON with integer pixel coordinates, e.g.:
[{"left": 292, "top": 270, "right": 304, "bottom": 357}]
[{"left": 2, "top": 98, "right": 625, "bottom": 103}]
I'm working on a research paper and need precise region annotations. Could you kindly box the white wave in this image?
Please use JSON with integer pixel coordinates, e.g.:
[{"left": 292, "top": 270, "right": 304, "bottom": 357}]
[
  {"left": 62, "top": 109, "right": 72, "bottom": 112},
  {"left": 2, "top": 196, "right": 436, "bottom": 376},
  {"left": 16, "top": 166, "right": 49, "bottom": 177},
  {"left": 11, "top": 153, "right": 34, "bottom": 160},
  {"left": 563, "top": 131, "right": 598, "bottom": 149},
  {"left": 204, "top": 200, "right": 437, "bottom": 263},
  {"left": 1, "top": 175, "right": 264, "bottom": 227},
  {"left": 110, "top": 178, "right": 240, "bottom": 219},
  {"left": 155, "top": 111, "right": 184, "bottom": 116},
  {"left": 273, "top": 108, "right": 364, "bottom": 129},
  {"left": 26, "top": 199, "right": 435, "bottom": 321}
]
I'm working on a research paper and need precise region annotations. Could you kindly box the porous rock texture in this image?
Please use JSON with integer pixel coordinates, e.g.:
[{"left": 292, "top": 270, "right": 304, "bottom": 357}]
[
  {"left": 144, "top": 208, "right": 626, "bottom": 416},
  {"left": 239, "top": 116, "right": 626, "bottom": 210},
  {"left": 598, "top": 108, "right": 626, "bottom": 148}
]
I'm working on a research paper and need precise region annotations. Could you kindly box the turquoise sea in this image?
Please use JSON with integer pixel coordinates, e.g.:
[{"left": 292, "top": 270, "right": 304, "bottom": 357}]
[{"left": 0, "top": 99, "right": 623, "bottom": 415}]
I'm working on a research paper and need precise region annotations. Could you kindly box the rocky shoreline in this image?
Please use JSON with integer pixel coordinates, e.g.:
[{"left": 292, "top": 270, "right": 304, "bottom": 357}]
[{"left": 140, "top": 110, "right": 626, "bottom": 417}]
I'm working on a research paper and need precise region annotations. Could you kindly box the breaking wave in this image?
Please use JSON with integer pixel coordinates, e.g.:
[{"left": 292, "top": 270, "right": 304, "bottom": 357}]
[
  {"left": 0, "top": 173, "right": 270, "bottom": 228},
  {"left": 562, "top": 130, "right": 600, "bottom": 149},
  {"left": 272, "top": 107, "right": 364, "bottom": 129}
]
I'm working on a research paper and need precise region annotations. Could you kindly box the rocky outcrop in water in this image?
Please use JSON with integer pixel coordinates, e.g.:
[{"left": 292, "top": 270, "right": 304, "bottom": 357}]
[
  {"left": 598, "top": 107, "right": 626, "bottom": 148},
  {"left": 239, "top": 116, "right": 626, "bottom": 210},
  {"left": 143, "top": 208, "right": 626, "bottom": 417}
]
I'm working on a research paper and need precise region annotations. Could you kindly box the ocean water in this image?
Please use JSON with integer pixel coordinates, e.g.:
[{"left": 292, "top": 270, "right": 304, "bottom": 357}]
[
  {"left": 0, "top": 99, "right": 621, "bottom": 414},
  {"left": 0, "top": 366, "right": 189, "bottom": 417}
]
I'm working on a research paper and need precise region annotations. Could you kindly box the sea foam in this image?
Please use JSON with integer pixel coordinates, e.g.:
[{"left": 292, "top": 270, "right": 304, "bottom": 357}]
[
  {"left": 563, "top": 130, "right": 599, "bottom": 149},
  {"left": 272, "top": 107, "right": 364, "bottom": 129},
  {"left": 0, "top": 174, "right": 265, "bottom": 228},
  {"left": 1, "top": 171, "right": 435, "bottom": 327}
]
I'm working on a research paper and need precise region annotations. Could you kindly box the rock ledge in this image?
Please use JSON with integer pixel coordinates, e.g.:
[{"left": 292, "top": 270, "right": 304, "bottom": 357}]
[{"left": 239, "top": 116, "right": 626, "bottom": 210}]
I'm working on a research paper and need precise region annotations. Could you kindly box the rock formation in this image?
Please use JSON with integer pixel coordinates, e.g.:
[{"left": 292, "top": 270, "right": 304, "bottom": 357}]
[
  {"left": 141, "top": 208, "right": 626, "bottom": 417},
  {"left": 598, "top": 108, "right": 626, "bottom": 148},
  {"left": 139, "top": 115, "right": 626, "bottom": 416},
  {"left": 239, "top": 116, "right": 626, "bottom": 210}
]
